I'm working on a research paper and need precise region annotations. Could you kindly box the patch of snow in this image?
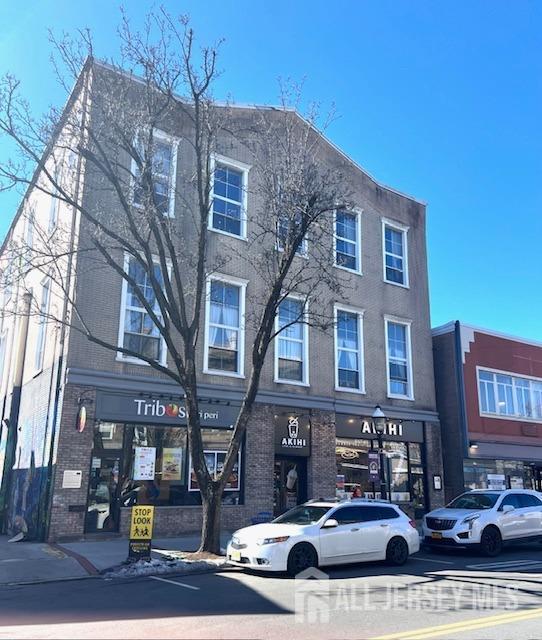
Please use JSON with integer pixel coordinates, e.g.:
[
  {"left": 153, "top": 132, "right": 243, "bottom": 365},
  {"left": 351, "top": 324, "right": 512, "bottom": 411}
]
[{"left": 104, "top": 557, "right": 226, "bottom": 579}]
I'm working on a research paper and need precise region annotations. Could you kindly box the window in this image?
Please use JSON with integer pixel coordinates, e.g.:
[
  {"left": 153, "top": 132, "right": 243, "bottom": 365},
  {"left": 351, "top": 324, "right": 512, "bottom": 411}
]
[
  {"left": 383, "top": 220, "right": 409, "bottom": 286},
  {"left": 0, "top": 331, "right": 7, "bottom": 386},
  {"left": 132, "top": 131, "right": 177, "bottom": 217},
  {"left": 333, "top": 506, "right": 364, "bottom": 524},
  {"left": 335, "top": 209, "right": 361, "bottom": 272},
  {"left": 335, "top": 306, "right": 364, "bottom": 392},
  {"left": 277, "top": 213, "right": 307, "bottom": 256},
  {"left": 48, "top": 169, "right": 60, "bottom": 232},
  {"left": 518, "top": 494, "right": 542, "bottom": 508},
  {"left": 477, "top": 368, "right": 542, "bottom": 420},
  {"left": 25, "top": 212, "right": 34, "bottom": 249},
  {"left": 119, "top": 255, "right": 166, "bottom": 364},
  {"left": 370, "top": 507, "right": 400, "bottom": 521},
  {"left": 499, "top": 494, "right": 523, "bottom": 510},
  {"left": 275, "top": 297, "right": 308, "bottom": 384},
  {"left": 204, "top": 277, "right": 246, "bottom": 376},
  {"left": 210, "top": 156, "right": 249, "bottom": 238},
  {"left": 35, "top": 279, "right": 51, "bottom": 371},
  {"left": 385, "top": 319, "right": 413, "bottom": 399}
]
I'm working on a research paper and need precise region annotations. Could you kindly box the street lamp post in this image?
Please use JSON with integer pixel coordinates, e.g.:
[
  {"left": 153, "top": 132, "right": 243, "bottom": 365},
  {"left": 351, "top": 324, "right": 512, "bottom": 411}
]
[{"left": 372, "top": 405, "right": 388, "bottom": 501}]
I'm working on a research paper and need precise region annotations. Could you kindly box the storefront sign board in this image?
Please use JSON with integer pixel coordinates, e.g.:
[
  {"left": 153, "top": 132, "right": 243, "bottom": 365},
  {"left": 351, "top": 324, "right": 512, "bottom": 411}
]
[{"left": 274, "top": 415, "right": 311, "bottom": 457}]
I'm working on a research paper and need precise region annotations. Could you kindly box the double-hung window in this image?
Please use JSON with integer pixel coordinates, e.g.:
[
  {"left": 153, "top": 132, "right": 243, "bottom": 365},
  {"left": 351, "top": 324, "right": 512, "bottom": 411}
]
[
  {"left": 335, "top": 209, "right": 361, "bottom": 272},
  {"left": 48, "top": 169, "right": 60, "bottom": 232},
  {"left": 210, "top": 155, "right": 249, "bottom": 238},
  {"left": 132, "top": 131, "right": 177, "bottom": 217},
  {"left": 275, "top": 297, "right": 308, "bottom": 384},
  {"left": 335, "top": 306, "right": 364, "bottom": 392},
  {"left": 205, "top": 277, "right": 246, "bottom": 376},
  {"left": 35, "top": 279, "right": 51, "bottom": 371},
  {"left": 120, "top": 255, "right": 166, "bottom": 364},
  {"left": 383, "top": 219, "right": 409, "bottom": 286},
  {"left": 276, "top": 212, "right": 307, "bottom": 256},
  {"left": 385, "top": 318, "right": 413, "bottom": 399}
]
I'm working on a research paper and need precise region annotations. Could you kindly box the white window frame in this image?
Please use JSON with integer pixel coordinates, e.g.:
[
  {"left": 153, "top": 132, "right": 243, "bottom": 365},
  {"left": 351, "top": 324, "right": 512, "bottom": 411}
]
[
  {"left": 276, "top": 213, "right": 309, "bottom": 258},
  {"left": 334, "top": 208, "right": 362, "bottom": 275},
  {"left": 476, "top": 366, "right": 542, "bottom": 423},
  {"left": 382, "top": 218, "right": 409, "bottom": 288},
  {"left": 116, "top": 253, "right": 169, "bottom": 366},
  {"left": 384, "top": 316, "right": 414, "bottom": 400},
  {"left": 35, "top": 278, "right": 51, "bottom": 373},
  {"left": 274, "top": 294, "right": 310, "bottom": 387},
  {"left": 188, "top": 449, "right": 242, "bottom": 492},
  {"left": 334, "top": 304, "right": 365, "bottom": 394},
  {"left": 203, "top": 273, "right": 247, "bottom": 378},
  {"left": 209, "top": 153, "right": 250, "bottom": 240},
  {"left": 48, "top": 168, "right": 61, "bottom": 233},
  {"left": 130, "top": 128, "right": 179, "bottom": 218}
]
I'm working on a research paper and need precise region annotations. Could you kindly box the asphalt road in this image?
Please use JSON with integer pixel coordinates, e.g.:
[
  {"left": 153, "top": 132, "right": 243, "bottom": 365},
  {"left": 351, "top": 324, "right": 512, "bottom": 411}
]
[{"left": 1, "top": 543, "right": 542, "bottom": 639}]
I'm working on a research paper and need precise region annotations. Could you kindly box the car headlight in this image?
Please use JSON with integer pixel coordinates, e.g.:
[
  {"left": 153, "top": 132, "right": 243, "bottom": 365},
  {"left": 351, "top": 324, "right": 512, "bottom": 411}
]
[
  {"left": 256, "top": 536, "right": 290, "bottom": 546},
  {"left": 461, "top": 514, "right": 481, "bottom": 525}
]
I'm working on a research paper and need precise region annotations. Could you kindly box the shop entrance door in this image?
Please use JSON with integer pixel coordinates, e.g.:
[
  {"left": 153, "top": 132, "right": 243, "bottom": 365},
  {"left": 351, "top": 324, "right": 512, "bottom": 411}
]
[
  {"left": 534, "top": 467, "right": 542, "bottom": 492},
  {"left": 273, "top": 457, "right": 307, "bottom": 517},
  {"left": 85, "top": 452, "right": 122, "bottom": 533}
]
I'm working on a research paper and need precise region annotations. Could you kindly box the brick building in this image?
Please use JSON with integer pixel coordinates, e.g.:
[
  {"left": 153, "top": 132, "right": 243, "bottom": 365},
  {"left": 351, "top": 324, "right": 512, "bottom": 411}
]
[
  {"left": 433, "top": 321, "right": 542, "bottom": 502},
  {"left": 0, "top": 60, "right": 443, "bottom": 542}
]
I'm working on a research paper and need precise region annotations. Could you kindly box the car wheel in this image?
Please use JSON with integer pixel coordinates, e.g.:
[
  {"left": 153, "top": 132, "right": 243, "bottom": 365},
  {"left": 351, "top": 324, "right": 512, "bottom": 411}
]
[
  {"left": 287, "top": 543, "right": 318, "bottom": 577},
  {"left": 480, "top": 526, "right": 502, "bottom": 557},
  {"left": 386, "top": 537, "right": 409, "bottom": 566}
]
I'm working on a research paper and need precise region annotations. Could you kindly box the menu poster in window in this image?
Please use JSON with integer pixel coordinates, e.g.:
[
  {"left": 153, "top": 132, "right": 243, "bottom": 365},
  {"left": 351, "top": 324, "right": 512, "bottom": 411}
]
[
  {"left": 162, "top": 448, "right": 183, "bottom": 481},
  {"left": 134, "top": 447, "right": 156, "bottom": 481},
  {"left": 487, "top": 473, "right": 506, "bottom": 490},
  {"left": 216, "top": 452, "right": 239, "bottom": 490}
]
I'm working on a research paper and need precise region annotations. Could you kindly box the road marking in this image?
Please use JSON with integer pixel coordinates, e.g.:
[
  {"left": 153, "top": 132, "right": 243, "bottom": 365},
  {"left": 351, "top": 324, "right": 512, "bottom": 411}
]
[
  {"left": 149, "top": 576, "right": 200, "bottom": 590},
  {"left": 413, "top": 557, "right": 454, "bottom": 565},
  {"left": 467, "top": 559, "right": 542, "bottom": 571},
  {"left": 372, "top": 606, "right": 542, "bottom": 639}
]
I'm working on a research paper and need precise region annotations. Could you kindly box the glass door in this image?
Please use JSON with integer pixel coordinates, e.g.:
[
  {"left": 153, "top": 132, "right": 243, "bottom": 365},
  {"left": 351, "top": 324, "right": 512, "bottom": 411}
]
[
  {"left": 85, "top": 452, "right": 122, "bottom": 533},
  {"left": 273, "top": 457, "right": 307, "bottom": 517}
]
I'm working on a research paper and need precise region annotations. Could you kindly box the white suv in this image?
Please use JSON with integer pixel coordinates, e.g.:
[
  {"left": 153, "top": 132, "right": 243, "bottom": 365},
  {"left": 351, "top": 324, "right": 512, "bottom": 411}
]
[
  {"left": 423, "top": 489, "right": 542, "bottom": 556},
  {"left": 227, "top": 499, "right": 420, "bottom": 576}
]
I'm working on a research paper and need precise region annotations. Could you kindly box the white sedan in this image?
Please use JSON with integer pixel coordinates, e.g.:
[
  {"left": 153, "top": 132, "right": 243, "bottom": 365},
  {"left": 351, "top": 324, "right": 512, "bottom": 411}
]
[{"left": 227, "top": 499, "right": 420, "bottom": 576}]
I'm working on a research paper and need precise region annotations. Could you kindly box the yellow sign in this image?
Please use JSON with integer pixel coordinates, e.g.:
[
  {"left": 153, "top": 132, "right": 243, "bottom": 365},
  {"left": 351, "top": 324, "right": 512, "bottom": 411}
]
[{"left": 129, "top": 506, "right": 154, "bottom": 540}]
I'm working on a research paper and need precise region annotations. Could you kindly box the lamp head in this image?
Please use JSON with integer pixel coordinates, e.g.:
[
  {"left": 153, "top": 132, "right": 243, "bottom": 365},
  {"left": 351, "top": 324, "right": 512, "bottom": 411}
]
[{"left": 372, "top": 405, "right": 386, "bottom": 435}]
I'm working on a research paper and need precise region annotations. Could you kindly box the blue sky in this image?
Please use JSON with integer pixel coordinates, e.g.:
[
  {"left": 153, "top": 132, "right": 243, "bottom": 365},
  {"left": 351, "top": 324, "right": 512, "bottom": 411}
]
[{"left": 1, "top": 1, "right": 541, "bottom": 340}]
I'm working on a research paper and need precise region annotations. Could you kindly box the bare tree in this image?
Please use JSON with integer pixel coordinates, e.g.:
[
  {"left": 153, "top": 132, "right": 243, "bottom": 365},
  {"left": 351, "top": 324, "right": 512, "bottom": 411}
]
[{"left": 0, "top": 9, "right": 351, "bottom": 552}]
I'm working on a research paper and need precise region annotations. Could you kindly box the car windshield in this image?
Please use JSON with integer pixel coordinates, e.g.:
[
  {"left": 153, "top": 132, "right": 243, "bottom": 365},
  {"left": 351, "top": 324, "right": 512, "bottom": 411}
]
[
  {"left": 446, "top": 493, "right": 499, "bottom": 510},
  {"left": 273, "top": 505, "right": 331, "bottom": 524}
]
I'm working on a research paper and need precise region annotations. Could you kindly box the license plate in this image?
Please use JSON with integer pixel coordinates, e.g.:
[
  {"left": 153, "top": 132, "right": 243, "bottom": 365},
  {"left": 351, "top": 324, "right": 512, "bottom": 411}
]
[
  {"left": 230, "top": 549, "right": 241, "bottom": 562},
  {"left": 431, "top": 532, "right": 443, "bottom": 540}
]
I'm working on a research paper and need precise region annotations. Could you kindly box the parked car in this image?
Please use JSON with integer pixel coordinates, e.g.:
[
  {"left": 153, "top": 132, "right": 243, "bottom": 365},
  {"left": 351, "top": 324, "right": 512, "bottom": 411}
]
[
  {"left": 423, "top": 489, "right": 542, "bottom": 557},
  {"left": 226, "top": 499, "right": 420, "bottom": 576}
]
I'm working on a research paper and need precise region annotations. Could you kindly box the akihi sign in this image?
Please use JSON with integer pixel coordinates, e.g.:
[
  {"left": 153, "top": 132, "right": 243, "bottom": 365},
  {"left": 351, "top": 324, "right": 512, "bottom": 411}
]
[
  {"left": 274, "top": 415, "right": 311, "bottom": 457},
  {"left": 95, "top": 391, "right": 239, "bottom": 427}
]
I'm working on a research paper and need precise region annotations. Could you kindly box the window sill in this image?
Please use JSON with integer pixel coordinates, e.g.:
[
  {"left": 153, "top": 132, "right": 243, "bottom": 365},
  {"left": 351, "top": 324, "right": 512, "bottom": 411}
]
[
  {"left": 335, "top": 386, "right": 366, "bottom": 395},
  {"left": 116, "top": 354, "right": 168, "bottom": 367},
  {"left": 479, "top": 411, "right": 542, "bottom": 424},
  {"left": 384, "top": 278, "right": 410, "bottom": 289},
  {"left": 334, "top": 263, "right": 363, "bottom": 276},
  {"left": 274, "top": 378, "right": 310, "bottom": 387},
  {"left": 203, "top": 367, "right": 245, "bottom": 379},
  {"left": 387, "top": 392, "right": 415, "bottom": 402},
  {"left": 209, "top": 227, "right": 248, "bottom": 242}
]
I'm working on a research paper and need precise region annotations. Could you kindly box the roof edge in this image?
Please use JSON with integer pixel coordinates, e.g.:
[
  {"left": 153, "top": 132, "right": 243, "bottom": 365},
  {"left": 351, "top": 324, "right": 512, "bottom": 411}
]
[{"left": 432, "top": 320, "right": 542, "bottom": 349}]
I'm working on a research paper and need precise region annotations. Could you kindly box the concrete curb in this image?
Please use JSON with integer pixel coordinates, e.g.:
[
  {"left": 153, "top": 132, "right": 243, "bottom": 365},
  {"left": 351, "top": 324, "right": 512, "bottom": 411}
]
[{"left": 2, "top": 575, "right": 101, "bottom": 587}]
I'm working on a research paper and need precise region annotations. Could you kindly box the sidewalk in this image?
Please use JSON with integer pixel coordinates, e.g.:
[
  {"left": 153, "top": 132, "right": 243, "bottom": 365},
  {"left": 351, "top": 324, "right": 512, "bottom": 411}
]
[{"left": 0, "top": 533, "right": 232, "bottom": 585}]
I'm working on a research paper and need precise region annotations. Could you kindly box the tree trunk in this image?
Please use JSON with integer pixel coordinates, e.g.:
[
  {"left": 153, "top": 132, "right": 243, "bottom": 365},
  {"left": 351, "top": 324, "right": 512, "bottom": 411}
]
[{"left": 198, "top": 487, "right": 222, "bottom": 554}]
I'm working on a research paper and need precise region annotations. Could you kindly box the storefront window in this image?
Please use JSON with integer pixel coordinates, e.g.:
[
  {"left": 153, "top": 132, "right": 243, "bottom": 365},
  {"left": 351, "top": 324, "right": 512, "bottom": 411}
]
[
  {"left": 88, "top": 423, "right": 243, "bottom": 518},
  {"left": 464, "top": 459, "right": 535, "bottom": 491},
  {"left": 336, "top": 437, "right": 423, "bottom": 505}
]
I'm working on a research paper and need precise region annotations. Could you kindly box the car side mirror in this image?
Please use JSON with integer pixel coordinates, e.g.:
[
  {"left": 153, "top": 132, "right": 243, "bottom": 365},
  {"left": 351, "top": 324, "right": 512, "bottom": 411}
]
[
  {"left": 322, "top": 518, "right": 338, "bottom": 529},
  {"left": 501, "top": 504, "right": 515, "bottom": 514}
]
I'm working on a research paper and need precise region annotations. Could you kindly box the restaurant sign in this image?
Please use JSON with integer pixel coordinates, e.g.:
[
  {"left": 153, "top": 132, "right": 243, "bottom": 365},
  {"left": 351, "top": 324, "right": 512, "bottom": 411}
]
[
  {"left": 274, "top": 415, "right": 311, "bottom": 457},
  {"left": 95, "top": 391, "right": 239, "bottom": 428}
]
